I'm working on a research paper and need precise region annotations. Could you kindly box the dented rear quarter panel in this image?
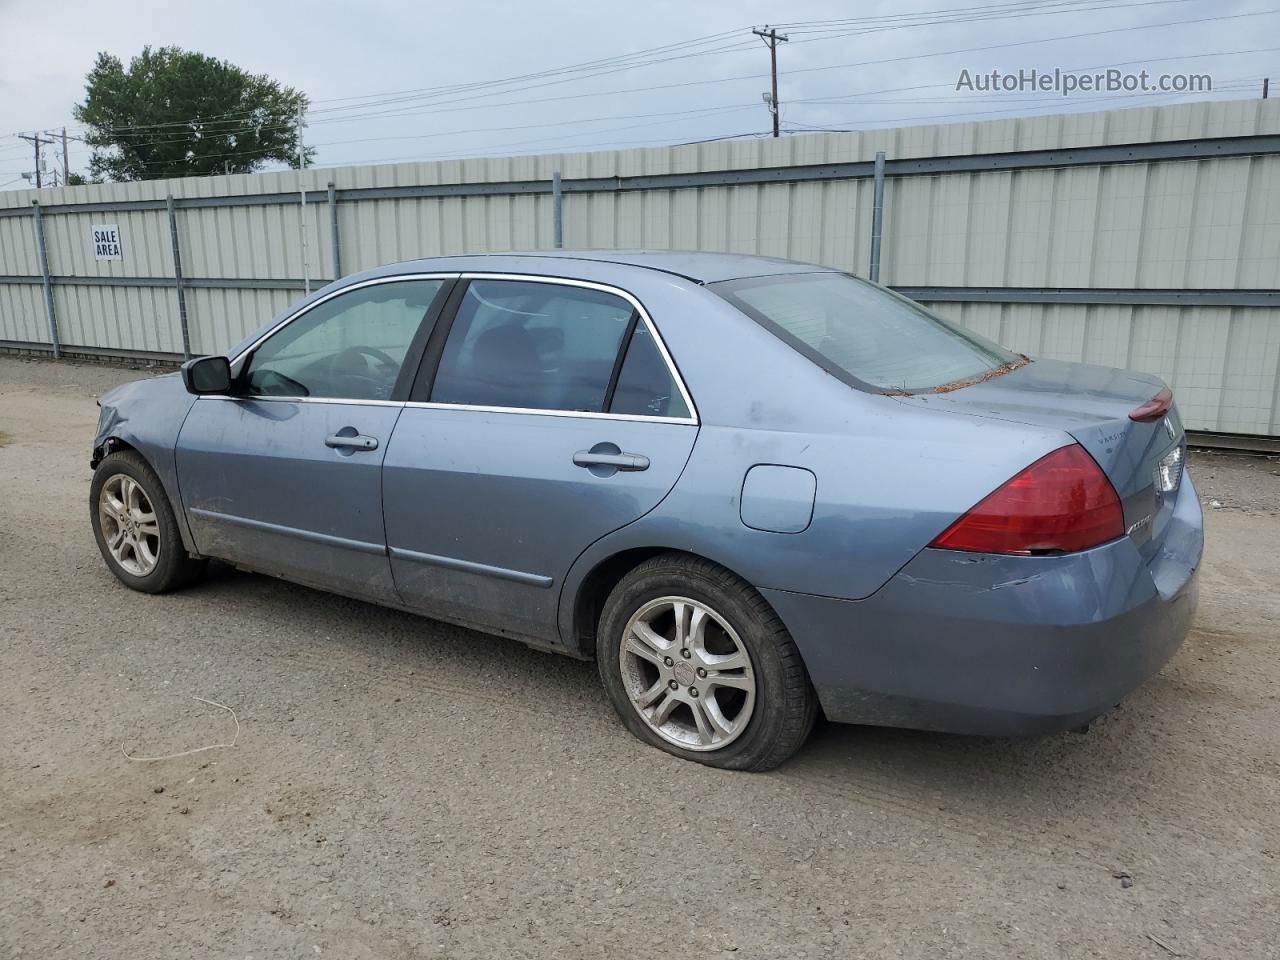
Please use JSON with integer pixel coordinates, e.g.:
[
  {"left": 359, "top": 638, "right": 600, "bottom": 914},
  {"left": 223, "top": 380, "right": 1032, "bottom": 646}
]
[{"left": 557, "top": 282, "right": 1076, "bottom": 641}]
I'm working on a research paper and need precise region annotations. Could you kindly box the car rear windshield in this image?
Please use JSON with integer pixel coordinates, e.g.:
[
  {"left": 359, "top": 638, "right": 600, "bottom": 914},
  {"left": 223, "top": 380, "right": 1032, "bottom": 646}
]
[{"left": 711, "top": 272, "right": 1021, "bottom": 392}]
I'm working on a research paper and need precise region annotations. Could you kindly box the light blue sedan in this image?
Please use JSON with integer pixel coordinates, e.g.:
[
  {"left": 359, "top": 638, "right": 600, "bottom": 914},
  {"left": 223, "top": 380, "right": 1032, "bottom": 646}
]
[{"left": 90, "top": 252, "right": 1202, "bottom": 769}]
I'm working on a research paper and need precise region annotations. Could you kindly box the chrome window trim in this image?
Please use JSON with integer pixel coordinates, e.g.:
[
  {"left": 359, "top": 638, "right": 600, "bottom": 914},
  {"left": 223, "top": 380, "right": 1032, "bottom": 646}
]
[
  {"left": 211, "top": 269, "right": 699, "bottom": 425},
  {"left": 198, "top": 395, "right": 403, "bottom": 407},
  {"left": 401, "top": 401, "right": 696, "bottom": 425}
]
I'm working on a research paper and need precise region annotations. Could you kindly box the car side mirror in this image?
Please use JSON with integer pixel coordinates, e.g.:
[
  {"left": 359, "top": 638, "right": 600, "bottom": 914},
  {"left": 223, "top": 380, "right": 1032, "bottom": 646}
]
[{"left": 181, "top": 355, "right": 233, "bottom": 395}]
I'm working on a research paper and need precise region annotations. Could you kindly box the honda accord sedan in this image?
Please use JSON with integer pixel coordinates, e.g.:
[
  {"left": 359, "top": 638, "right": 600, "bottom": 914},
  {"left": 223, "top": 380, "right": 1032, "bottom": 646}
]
[{"left": 89, "top": 251, "right": 1202, "bottom": 770}]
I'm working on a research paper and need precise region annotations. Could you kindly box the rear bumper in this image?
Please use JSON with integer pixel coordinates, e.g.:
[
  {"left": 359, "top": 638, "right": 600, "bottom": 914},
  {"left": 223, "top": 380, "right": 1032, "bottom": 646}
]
[{"left": 764, "top": 473, "right": 1203, "bottom": 736}]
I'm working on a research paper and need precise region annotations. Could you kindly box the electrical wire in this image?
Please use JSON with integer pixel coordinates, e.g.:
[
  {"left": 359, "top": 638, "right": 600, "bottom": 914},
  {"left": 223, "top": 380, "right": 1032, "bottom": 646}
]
[
  {"left": 9, "top": 2, "right": 1275, "bottom": 177},
  {"left": 279, "top": 6, "right": 1280, "bottom": 131},
  {"left": 27, "top": 30, "right": 755, "bottom": 138},
  {"left": 21, "top": 0, "right": 1209, "bottom": 139},
  {"left": 29, "top": 72, "right": 1269, "bottom": 178},
  {"left": 782, "top": 81, "right": 1268, "bottom": 131},
  {"left": 789, "top": 46, "right": 1280, "bottom": 107},
  {"left": 770, "top": 0, "right": 1180, "bottom": 30},
  {"left": 297, "top": 0, "right": 1197, "bottom": 120}
]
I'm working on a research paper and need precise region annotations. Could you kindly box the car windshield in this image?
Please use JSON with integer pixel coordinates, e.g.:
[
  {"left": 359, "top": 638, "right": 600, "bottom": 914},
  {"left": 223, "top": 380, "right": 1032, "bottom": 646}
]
[{"left": 711, "top": 272, "right": 1021, "bottom": 392}]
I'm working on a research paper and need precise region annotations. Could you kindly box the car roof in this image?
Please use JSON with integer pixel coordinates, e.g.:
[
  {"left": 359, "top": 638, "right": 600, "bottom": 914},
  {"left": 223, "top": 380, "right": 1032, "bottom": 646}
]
[{"left": 389, "top": 250, "right": 840, "bottom": 284}]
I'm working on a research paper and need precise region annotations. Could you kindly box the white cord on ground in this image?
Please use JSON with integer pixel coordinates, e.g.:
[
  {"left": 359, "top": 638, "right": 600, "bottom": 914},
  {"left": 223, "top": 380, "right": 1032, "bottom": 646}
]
[{"left": 121, "top": 696, "right": 240, "bottom": 762}]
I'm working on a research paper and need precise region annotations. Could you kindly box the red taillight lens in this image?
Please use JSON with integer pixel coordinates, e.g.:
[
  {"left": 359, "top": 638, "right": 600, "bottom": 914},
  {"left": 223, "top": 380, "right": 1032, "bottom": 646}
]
[
  {"left": 929, "top": 444, "right": 1124, "bottom": 555},
  {"left": 1129, "top": 386, "right": 1173, "bottom": 422}
]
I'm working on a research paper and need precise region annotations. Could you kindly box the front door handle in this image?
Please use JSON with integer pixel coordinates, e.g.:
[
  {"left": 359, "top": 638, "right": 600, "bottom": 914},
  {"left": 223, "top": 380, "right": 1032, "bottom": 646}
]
[
  {"left": 325, "top": 433, "right": 379, "bottom": 452},
  {"left": 573, "top": 444, "right": 649, "bottom": 473}
]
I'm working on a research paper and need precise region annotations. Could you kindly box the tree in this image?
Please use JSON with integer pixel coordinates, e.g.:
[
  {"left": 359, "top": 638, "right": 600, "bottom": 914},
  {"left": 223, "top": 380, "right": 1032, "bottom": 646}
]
[{"left": 73, "top": 46, "right": 312, "bottom": 182}]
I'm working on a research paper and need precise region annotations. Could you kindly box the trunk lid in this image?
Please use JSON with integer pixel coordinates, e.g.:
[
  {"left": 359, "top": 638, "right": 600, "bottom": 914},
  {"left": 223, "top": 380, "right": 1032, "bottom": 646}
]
[{"left": 897, "top": 358, "right": 1185, "bottom": 561}]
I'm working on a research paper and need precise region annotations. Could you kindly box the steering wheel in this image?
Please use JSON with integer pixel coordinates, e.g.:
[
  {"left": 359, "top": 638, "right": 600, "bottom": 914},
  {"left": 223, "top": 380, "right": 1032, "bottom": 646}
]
[{"left": 325, "top": 346, "right": 400, "bottom": 400}]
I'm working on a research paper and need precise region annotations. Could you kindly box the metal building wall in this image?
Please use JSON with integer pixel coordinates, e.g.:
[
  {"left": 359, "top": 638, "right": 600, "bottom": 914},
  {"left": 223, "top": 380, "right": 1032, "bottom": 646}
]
[{"left": 1, "top": 98, "right": 1278, "bottom": 436}]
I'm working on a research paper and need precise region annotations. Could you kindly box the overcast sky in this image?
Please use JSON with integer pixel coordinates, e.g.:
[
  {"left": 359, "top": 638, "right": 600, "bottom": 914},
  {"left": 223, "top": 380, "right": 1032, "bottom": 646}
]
[{"left": 0, "top": 0, "right": 1275, "bottom": 187}]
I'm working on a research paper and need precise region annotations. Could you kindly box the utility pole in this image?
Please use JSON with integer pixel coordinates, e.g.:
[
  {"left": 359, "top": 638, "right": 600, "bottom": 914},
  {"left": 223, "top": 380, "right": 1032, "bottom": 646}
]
[
  {"left": 61, "top": 128, "right": 69, "bottom": 183},
  {"left": 1264, "top": 78, "right": 1270, "bottom": 100},
  {"left": 17, "top": 132, "right": 56, "bottom": 188},
  {"left": 753, "top": 26, "right": 789, "bottom": 138}
]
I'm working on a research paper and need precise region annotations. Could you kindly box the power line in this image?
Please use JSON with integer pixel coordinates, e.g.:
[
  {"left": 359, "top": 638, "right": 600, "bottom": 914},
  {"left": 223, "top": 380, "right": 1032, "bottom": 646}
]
[
  {"left": 313, "top": 88, "right": 1269, "bottom": 169},
  {"left": 10, "top": 1, "right": 1274, "bottom": 179},
  {"left": 782, "top": 82, "right": 1269, "bottom": 131},
  {"left": 289, "top": 0, "right": 1204, "bottom": 128},
  {"left": 16, "top": 80, "right": 1261, "bottom": 185},
  {"left": 19, "top": 0, "right": 1197, "bottom": 139},
  {"left": 266, "top": 5, "right": 1280, "bottom": 130},
  {"left": 26, "top": 73, "right": 1267, "bottom": 179},
  {"left": 254, "top": 42, "right": 1280, "bottom": 130},
  {"left": 778, "top": 0, "right": 1196, "bottom": 40},
  {"left": 23, "top": 30, "right": 755, "bottom": 139},
  {"left": 61, "top": 98, "right": 762, "bottom": 157},
  {"left": 771, "top": 0, "right": 1184, "bottom": 29},
  {"left": 790, "top": 45, "right": 1280, "bottom": 106},
  {"left": 65, "top": 102, "right": 767, "bottom": 174}
]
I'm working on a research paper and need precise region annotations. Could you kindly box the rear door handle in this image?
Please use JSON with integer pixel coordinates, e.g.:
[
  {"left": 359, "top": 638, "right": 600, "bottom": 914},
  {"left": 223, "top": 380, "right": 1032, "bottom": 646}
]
[
  {"left": 326, "top": 433, "right": 379, "bottom": 451},
  {"left": 573, "top": 450, "right": 649, "bottom": 472}
]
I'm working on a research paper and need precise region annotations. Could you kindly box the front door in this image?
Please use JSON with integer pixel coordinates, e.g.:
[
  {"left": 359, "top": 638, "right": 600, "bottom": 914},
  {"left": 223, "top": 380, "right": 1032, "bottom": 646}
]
[
  {"left": 382, "top": 276, "right": 699, "bottom": 644},
  {"left": 176, "top": 276, "right": 452, "bottom": 601}
]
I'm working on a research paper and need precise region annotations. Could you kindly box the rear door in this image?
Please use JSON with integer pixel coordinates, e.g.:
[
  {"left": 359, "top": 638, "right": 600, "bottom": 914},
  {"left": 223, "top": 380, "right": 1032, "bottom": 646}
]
[
  {"left": 382, "top": 275, "right": 698, "bottom": 644},
  {"left": 175, "top": 276, "right": 454, "bottom": 601}
]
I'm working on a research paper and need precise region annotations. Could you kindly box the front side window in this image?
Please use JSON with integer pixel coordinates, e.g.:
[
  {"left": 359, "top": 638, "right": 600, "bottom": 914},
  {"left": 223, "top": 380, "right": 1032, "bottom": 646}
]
[
  {"left": 711, "top": 272, "right": 1021, "bottom": 393},
  {"left": 243, "top": 279, "right": 445, "bottom": 401},
  {"left": 430, "top": 279, "right": 635, "bottom": 412}
]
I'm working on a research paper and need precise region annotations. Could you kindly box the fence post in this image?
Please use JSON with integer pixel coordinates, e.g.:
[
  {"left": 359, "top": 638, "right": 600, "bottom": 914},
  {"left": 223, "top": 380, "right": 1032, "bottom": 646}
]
[
  {"left": 166, "top": 194, "right": 192, "bottom": 359},
  {"left": 869, "top": 150, "right": 886, "bottom": 284},
  {"left": 30, "top": 200, "right": 60, "bottom": 359},
  {"left": 552, "top": 170, "right": 563, "bottom": 248},
  {"left": 328, "top": 181, "right": 341, "bottom": 279}
]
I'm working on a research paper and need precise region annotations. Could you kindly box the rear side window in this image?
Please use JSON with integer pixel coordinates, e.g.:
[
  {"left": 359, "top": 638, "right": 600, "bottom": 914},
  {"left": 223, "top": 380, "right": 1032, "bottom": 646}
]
[
  {"left": 610, "top": 323, "right": 690, "bottom": 419},
  {"left": 430, "top": 279, "right": 633, "bottom": 412},
  {"left": 711, "top": 273, "right": 1020, "bottom": 392},
  {"left": 427, "top": 278, "right": 692, "bottom": 418}
]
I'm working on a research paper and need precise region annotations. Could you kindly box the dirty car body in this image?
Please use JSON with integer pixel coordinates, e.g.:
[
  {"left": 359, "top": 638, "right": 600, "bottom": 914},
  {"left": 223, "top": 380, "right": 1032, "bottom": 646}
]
[{"left": 92, "top": 252, "right": 1202, "bottom": 750}]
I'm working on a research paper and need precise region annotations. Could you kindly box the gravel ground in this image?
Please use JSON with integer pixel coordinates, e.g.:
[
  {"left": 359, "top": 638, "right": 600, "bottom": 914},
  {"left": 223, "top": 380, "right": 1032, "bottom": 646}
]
[{"left": 1, "top": 356, "right": 1277, "bottom": 960}]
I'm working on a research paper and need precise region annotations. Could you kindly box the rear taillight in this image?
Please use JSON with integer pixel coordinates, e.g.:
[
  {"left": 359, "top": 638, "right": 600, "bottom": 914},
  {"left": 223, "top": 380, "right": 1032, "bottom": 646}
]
[
  {"left": 930, "top": 444, "right": 1124, "bottom": 555},
  {"left": 1129, "top": 386, "right": 1173, "bottom": 422}
]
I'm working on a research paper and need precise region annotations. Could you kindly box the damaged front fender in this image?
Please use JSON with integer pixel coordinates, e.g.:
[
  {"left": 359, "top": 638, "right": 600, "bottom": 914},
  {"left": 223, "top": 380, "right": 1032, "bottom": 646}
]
[{"left": 90, "top": 372, "right": 201, "bottom": 554}]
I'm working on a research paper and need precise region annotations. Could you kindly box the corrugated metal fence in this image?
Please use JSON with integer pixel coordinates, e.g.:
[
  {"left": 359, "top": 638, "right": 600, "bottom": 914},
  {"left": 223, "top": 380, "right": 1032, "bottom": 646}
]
[{"left": 2, "top": 99, "right": 1279, "bottom": 438}]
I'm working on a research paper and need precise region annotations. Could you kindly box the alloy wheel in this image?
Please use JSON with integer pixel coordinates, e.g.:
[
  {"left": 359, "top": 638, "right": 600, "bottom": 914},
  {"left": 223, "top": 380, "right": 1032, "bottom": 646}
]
[
  {"left": 618, "top": 596, "right": 756, "bottom": 751},
  {"left": 98, "top": 474, "right": 161, "bottom": 576}
]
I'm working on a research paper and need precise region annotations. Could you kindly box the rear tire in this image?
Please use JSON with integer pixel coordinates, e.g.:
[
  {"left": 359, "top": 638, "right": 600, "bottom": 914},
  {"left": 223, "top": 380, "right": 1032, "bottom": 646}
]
[
  {"left": 90, "top": 450, "right": 206, "bottom": 594},
  {"left": 597, "top": 553, "right": 817, "bottom": 771}
]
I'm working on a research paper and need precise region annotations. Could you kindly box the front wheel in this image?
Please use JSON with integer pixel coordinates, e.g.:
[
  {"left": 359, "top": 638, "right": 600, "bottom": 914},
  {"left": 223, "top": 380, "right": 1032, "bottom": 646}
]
[
  {"left": 90, "top": 450, "right": 207, "bottom": 594},
  {"left": 597, "top": 553, "right": 817, "bottom": 771}
]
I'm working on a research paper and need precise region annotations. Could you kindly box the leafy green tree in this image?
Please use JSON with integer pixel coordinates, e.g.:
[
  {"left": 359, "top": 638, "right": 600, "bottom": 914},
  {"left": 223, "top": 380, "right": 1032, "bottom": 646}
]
[{"left": 73, "top": 46, "right": 313, "bottom": 181}]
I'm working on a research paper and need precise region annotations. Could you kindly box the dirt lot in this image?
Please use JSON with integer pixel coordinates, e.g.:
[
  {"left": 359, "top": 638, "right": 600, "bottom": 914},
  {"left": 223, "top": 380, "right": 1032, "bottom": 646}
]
[{"left": 1, "top": 355, "right": 1277, "bottom": 960}]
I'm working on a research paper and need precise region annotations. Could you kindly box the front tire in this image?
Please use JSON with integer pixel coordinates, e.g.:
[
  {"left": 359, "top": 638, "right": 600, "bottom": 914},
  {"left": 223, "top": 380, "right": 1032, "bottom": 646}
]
[
  {"left": 597, "top": 553, "right": 817, "bottom": 771},
  {"left": 90, "top": 450, "right": 206, "bottom": 594}
]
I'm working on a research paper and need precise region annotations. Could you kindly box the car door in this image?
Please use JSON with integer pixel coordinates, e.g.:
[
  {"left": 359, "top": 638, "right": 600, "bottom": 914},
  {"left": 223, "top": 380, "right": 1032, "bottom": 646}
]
[
  {"left": 382, "top": 275, "right": 699, "bottom": 645},
  {"left": 175, "top": 276, "right": 454, "bottom": 602}
]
